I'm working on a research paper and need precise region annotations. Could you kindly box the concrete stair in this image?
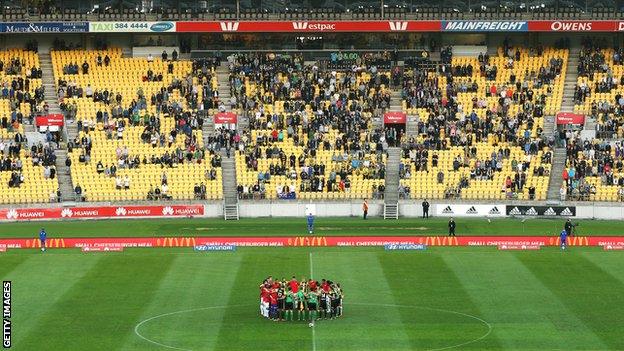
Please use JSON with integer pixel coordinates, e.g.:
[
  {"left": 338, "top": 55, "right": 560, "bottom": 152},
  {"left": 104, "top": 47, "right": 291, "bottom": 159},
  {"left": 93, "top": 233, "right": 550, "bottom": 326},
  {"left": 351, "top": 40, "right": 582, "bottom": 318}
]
[
  {"left": 406, "top": 113, "right": 419, "bottom": 137},
  {"left": 560, "top": 47, "right": 580, "bottom": 114},
  {"left": 42, "top": 51, "right": 75, "bottom": 202},
  {"left": 383, "top": 203, "right": 399, "bottom": 219},
  {"left": 39, "top": 52, "right": 75, "bottom": 143},
  {"left": 383, "top": 147, "right": 401, "bottom": 218},
  {"left": 547, "top": 148, "right": 567, "bottom": 201},
  {"left": 54, "top": 148, "right": 75, "bottom": 201},
  {"left": 220, "top": 149, "right": 240, "bottom": 219},
  {"left": 224, "top": 204, "right": 240, "bottom": 220}
]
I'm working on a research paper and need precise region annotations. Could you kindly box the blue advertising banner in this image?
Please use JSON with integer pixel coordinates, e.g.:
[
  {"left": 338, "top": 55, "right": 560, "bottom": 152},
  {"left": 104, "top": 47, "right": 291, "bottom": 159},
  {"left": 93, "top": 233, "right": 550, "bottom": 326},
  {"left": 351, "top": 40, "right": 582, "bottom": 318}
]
[
  {"left": 384, "top": 244, "right": 427, "bottom": 250},
  {"left": 193, "top": 245, "right": 237, "bottom": 252},
  {"left": 442, "top": 21, "right": 528, "bottom": 32},
  {"left": 1, "top": 22, "right": 88, "bottom": 33}
]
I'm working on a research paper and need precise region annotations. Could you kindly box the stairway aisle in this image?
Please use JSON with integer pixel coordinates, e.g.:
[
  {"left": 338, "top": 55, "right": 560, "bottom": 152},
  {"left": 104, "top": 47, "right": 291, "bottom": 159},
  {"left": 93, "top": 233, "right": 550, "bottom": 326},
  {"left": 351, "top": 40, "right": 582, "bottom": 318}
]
[
  {"left": 383, "top": 147, "right": 401, "bottom": 219},
  {"left": 547, "top": 148, "right": 567, "bottom": 201}
]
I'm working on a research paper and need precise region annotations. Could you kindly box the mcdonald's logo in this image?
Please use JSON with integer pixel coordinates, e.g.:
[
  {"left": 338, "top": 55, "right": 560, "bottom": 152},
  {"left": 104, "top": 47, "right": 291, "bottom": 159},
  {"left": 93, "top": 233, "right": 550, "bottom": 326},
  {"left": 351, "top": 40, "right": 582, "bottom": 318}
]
[
  {"left": 157, "top": 238, "right": 161, "bottom": 246},
  {"left": 570, "top": 237, "right": 577, "bottom": 246},
  {"left": 191, "top": 238, "right": 196, "bottom": 246},
  {"left": 310, "top": 237, "right": 328, "bottom": 246},
  {"left": 173, "top": 238, "right": 179, "bottom": 247},
  {"left": 60, "top": 238, "right": 65, "bottom": 248},
  {"left": 290, "top": 236, "right": 327, "bottom": 246},
  {"left": 442, "top": 237, "right": 448, "bottom": 246}
]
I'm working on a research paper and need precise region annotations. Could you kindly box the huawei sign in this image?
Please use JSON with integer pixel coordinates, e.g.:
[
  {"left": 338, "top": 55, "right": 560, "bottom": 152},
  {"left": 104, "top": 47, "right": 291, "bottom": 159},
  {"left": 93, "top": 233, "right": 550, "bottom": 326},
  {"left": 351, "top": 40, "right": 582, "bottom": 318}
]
[{"left": 292, "top": 22, "right": 336, "bottom": 31}]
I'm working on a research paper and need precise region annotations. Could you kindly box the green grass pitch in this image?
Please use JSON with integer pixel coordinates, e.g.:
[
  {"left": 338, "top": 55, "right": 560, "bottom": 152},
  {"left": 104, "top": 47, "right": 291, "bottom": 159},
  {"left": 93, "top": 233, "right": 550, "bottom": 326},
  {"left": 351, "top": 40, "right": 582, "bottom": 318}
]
[{"left": 1, "top": 217, "right": 624, "bottom": 350}]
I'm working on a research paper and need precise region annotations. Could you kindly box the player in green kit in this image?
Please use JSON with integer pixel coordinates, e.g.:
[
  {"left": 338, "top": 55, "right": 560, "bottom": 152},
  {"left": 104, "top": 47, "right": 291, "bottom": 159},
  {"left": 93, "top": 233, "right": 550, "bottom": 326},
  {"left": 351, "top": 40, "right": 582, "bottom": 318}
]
[
  {"left": 296, "top": 289, "right": 306, "bottom": 321},
  {"left": 284, "top": 287, "right": 294, "bottom": 321},
  {"left": 307, "top": 289, "right": 319, "bottom": 322}
]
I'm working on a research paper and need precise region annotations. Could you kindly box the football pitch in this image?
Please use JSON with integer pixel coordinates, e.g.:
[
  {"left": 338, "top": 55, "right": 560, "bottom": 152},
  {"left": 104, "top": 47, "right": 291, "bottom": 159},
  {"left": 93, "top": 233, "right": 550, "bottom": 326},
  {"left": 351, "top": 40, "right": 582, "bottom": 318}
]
[{"left": 2, "top": 217, "right": 624, "bottom": 350}]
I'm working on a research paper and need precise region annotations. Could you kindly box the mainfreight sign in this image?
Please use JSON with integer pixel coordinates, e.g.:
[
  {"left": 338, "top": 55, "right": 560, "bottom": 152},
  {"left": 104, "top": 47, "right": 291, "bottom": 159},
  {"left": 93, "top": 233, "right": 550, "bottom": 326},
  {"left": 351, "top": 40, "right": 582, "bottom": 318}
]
[{"left": 442, "top": 21, "right": 527, "bottom": 32}]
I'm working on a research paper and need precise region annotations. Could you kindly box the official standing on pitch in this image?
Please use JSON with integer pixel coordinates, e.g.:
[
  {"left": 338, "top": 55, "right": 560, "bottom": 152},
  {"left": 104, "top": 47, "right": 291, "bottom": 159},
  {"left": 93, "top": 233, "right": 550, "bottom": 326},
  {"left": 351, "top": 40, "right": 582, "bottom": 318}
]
[
  {"left": 564, "top": 219, "right": 573, "bottom": 236},
  {"left": 362, "top": 199, "right": 368, "bottom": 220},
  {"left": 422, "top": 199, "right": 430, "bottom": 218},
  {"left": 448, "top": 218, "right": 456, "bottom": 236},
  {"left": 39, "top": 227, "right": 47, "bottom": 252}
]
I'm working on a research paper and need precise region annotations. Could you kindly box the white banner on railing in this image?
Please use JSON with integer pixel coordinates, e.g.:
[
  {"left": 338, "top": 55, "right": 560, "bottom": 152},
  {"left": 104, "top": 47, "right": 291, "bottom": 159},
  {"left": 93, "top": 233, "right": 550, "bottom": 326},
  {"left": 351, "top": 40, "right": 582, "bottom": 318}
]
[{"left": 435, "top": 204, "right": 506, "bottom": 217}]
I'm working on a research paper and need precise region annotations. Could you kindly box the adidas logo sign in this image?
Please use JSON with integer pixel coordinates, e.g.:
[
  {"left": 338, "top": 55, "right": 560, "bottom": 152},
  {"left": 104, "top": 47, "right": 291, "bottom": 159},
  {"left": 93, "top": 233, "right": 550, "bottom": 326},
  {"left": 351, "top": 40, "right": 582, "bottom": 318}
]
[
  {"left": 526, "top": 207, "right": 538, "bottom": 216},
  {"left": 488, "top": 206, "right": 500, "bottom": 215},
  {"left": 509, "top": 207, "right": 521, "bottom": 215},
  {"left": 544, "top": 207, "right": 556, "bottom": 216},
  {"left": 466, "top": 206, "right": 478, "bottom": 214},
  {"left": 560, "top": 207, "right": 573, "bottom": 216},
  {"left": 442, "top": 206, "right": 453, "bottom": 214}
]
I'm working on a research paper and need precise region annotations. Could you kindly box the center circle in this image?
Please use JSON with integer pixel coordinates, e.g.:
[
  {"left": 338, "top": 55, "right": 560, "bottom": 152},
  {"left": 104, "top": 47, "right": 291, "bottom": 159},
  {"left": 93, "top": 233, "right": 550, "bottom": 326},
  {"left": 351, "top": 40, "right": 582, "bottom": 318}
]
[{"left": 135, "top": 303, "right": 491, "bottom": 351}]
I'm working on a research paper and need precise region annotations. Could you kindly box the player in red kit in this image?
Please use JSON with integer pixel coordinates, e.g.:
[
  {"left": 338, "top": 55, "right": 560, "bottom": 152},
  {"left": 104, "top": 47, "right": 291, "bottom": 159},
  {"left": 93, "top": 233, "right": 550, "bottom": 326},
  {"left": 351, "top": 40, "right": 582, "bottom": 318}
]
[
  {"left": 269, "top": 288, "right": 279, "bottom": 320},
  {"left": 289, "top": 276, "right": 299, "bottom": 293},
  {"left": 260, "top": 283, "right": 271, "bottom": 318}
]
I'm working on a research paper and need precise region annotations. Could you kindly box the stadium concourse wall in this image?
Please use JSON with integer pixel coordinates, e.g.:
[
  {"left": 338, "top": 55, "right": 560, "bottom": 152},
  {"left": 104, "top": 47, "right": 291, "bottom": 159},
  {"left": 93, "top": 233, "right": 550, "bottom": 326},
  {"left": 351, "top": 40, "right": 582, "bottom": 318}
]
[{"left": 0, "top": 200, "right": 624, "bottom": 221}]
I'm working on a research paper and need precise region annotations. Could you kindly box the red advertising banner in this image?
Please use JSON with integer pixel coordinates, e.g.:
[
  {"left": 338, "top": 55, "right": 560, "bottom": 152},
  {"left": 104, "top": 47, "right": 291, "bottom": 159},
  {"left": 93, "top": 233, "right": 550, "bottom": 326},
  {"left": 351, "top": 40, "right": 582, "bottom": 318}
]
[
  {"left": 1, "top": 235, "right": 623, "bottom": 250},
  {"left": 214, "top": 112, "right": 237, "bottom": 124},
  {"left": 556, "top": 112, "right": 585, "bottom": 125},
  {"left": 176, "top": 20, "right": 440, "bottom": 33},
  {"left": 383, "top": 112, "right": 407, "bottom": 124},
  {"left": 0, "top": 205, "right": 204, "bottom": 221},
  {"left": 35, "top": 114, "right": 64, "bottom": 127},
  {"left": 528, "top": 20, "right": 617, "bottom": 32}
]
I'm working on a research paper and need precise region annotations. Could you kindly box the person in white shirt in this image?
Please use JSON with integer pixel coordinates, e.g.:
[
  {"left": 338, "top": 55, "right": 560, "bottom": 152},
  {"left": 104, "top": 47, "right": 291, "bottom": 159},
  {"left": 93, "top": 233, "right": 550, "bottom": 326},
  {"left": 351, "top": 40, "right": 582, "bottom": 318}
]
[
  {"left": 123, "top": 175, "right": 130, "bottom": 190},
  {"left": 115, "top": 176, "right": 123, "bottom": 190},
  {"left": 147, "top": 53, "right": 153, "bottom": 62}
]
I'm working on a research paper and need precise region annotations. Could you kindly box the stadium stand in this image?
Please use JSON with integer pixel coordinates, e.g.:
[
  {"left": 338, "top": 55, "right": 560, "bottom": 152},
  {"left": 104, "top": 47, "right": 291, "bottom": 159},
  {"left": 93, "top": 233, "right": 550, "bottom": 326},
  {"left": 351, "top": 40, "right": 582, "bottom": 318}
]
[
  {"left": 0, "top": 49, "right": 57, "bottom": 204},
  {"left": 51, "top": 48, "right": 223, "bottom": 201},
  {"left": 560, "top": 135, "right": 624, "bottom": 202},
  {"left": 399, "top": 45, "right": 564, "bottom": 200},
  {"left": 574, "top": 42, "right": 624, "bottom": 139},
  {"left": 230, "top": 53, "right": 388, "bottom": 200}
]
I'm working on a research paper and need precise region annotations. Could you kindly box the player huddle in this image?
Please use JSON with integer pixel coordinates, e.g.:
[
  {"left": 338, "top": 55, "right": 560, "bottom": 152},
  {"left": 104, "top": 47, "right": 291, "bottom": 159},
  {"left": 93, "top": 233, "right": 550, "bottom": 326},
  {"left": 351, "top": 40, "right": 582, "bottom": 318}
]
[{"left": 260, "top": 276, "right": 343, "bottom": 323}]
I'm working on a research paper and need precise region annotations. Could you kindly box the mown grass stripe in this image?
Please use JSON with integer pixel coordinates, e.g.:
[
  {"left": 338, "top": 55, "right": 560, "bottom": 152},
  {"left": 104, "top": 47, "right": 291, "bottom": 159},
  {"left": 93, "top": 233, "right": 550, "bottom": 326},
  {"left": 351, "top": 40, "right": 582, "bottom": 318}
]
[
  {"left": 443, "top": 248, "right": 609, "bottom": 350},
  {"left": 18, "top": 252, "right": 176, "bottom": 350},
  {"left": 212, "top": 249, "right": 310, "bottom": 351},
  {"left": 125, "top": 252, "right": 243, "bottom": 350},
  {"left": 516, "top": 249, "right": 623, "bottom": 350},
  {"left": 311, "top": 249, "right": 413, "bottom": 350},
  {"left": 4, "top": 252, "right": 104, "bottom": 349},
  {"left": 381, "top": 249, "right": 501, "bottom": 350}
]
